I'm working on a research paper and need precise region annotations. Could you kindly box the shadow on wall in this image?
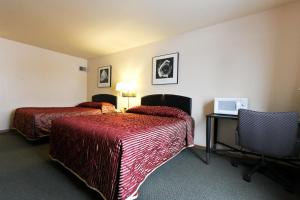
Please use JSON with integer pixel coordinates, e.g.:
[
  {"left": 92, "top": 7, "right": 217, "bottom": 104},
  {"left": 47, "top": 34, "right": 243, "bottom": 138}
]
[
  {"left": 267, "top": 3, "right": 300, "bottom": 112},
  {"left": 9, "top": 110, "right": 15, "bottom": 129},
  {"left": 203, "top": 100, "right": 214, "bottom": 116}
]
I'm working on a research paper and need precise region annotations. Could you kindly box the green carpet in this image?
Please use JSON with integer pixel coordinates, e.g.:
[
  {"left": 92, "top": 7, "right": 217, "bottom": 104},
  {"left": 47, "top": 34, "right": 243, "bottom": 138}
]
[{"left": 0, "top": 131, "right": 299, "bottom": 200}]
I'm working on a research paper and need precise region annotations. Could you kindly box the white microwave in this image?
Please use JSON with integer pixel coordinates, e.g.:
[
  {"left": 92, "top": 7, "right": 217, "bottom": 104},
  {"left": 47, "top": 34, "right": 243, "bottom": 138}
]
[{"left": 214, "top": 98, "right": 248, "bottom": 115}]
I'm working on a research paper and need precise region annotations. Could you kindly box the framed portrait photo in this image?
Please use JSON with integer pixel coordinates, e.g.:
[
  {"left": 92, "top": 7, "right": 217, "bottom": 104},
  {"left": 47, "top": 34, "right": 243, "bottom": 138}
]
[
  {"left": 98, "top": 65, "right": 111, "bottom": 88},
  {"left": 152, "top": 52, "right": 179, "bottom": 85}
]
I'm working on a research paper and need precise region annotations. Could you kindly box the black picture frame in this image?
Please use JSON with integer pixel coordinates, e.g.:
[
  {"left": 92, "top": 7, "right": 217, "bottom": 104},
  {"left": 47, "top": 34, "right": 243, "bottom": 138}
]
[
  {"left": 152, "top": 52, "right": 179, "bottom": 85},
  {"left": 98, "top": 65, "right": 111, "bottom": 88}
]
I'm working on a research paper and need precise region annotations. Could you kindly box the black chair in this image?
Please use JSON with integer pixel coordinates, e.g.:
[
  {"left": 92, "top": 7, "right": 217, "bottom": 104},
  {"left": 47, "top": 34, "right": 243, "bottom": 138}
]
[{"left": 232, "top": 109, "right": 299, "bottom": 190}]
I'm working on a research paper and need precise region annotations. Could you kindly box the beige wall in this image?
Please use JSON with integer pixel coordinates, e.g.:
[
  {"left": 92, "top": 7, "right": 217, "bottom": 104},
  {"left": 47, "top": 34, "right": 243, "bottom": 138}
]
[
  {"left": 0, "top": 38, "right": 87, "bottom": 130},
  {"left": 87, "top": 2, "right": 300, "bottom": 146}
]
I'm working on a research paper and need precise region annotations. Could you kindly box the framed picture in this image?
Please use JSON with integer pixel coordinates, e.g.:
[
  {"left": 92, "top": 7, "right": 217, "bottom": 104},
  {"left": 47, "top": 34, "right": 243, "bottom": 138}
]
[
  {"left": 98, "top": 65, "right": 111, "bottom": 88},
  {"left": 152, "top": 52, "right": 179, "bottom": 85}
]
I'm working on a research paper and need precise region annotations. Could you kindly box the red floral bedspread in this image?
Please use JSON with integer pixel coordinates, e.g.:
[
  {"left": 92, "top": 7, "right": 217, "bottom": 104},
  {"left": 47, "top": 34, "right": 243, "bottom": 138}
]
[
  {"left": 49, "top": 106, "right": 194, "bottom": 200},
  {"left": 12, "top": 107, "right": 102, "bottom": 140}
]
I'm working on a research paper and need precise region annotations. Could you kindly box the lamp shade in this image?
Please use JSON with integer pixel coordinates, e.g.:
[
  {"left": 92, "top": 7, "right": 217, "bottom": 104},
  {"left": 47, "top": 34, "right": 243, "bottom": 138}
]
[{"left": 122, "top": 91, "right": 136, "bottom": 97}]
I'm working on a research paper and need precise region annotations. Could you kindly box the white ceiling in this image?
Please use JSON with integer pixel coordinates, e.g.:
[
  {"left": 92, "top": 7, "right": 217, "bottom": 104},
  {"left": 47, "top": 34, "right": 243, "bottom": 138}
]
[{"left": 0, "top": 0, "right": 296, "bottom": 58}]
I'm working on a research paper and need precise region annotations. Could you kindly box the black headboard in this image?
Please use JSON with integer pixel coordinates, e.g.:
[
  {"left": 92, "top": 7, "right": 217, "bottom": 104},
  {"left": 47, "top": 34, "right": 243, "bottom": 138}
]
[
  {"left": 92, "top": 94, "right": 117, "bottom": 108},
  {"left": 141, "top": 94, "right": 192, "bottom": 115}
]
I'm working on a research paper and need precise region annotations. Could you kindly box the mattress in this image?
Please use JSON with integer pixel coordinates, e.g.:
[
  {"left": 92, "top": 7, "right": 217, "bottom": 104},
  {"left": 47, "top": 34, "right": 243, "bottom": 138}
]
[{"left": 49, "top": 106, "right": 194, "bottom": 200}]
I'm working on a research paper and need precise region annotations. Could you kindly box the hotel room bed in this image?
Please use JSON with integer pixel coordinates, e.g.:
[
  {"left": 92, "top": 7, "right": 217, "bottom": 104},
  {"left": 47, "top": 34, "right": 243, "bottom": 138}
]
[
  {"left": 49, "top": 94, "right": 194, "bottom": 200},
  {"left": 12, "top": 94, "right": 117, "bottom": 140}
]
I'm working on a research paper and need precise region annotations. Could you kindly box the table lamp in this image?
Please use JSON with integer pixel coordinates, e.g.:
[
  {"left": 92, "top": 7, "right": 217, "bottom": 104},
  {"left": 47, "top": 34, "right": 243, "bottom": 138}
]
[{"left": 116, "top": 82, "right": 136, "bottom": 109}]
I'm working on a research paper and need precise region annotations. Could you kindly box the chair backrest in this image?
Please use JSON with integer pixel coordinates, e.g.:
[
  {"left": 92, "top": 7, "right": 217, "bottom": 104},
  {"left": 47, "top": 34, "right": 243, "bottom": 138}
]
[{"left": 237, "top": 109, "right": 299, "bottom": 157}]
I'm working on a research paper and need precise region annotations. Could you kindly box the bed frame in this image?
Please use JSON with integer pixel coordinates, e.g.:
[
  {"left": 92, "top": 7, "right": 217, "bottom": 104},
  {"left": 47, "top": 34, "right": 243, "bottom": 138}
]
[
  {"left": 92, "top": 94, "right": 117, "bottom": 108},
  {"left": 141, "top": 94, "right": 192, "bottom": 115}
]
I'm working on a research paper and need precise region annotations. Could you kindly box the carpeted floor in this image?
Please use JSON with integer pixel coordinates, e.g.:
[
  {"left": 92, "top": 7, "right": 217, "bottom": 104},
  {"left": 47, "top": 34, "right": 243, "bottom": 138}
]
[{"left": 0, "top": 131, "right": 299, "bottom": 200}]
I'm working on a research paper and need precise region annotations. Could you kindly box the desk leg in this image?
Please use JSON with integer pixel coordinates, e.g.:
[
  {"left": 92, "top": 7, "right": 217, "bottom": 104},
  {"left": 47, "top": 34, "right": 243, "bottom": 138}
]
[
  {"left": 213, "top": 118, "right": 219, "bottom": 150},
  {"left": 206, "top": 116, "right": 212, "bottom": 164}
]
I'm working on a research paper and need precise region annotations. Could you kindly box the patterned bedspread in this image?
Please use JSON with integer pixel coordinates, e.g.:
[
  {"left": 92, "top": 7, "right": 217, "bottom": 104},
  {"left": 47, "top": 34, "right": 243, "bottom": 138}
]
[
  {"left": 12, "top": 107, "right": 102, "bottom": 140},
  {"left": 49, "top": 106, "right": 194, "bottom": 200}
]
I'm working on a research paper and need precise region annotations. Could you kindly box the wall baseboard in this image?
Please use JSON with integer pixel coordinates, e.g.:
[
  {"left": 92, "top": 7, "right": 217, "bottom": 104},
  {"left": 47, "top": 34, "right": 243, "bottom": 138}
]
[
  {"left": 193, "top": 144, "right": 206, "bottom": 150},
  {"left": 0, "top": 129, "right": 10, "bottom": 133}
]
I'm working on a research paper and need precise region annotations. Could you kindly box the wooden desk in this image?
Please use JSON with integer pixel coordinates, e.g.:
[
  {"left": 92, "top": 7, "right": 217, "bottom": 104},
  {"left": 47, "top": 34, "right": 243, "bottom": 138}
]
[{"left": 205, "top": 113, "right": 300, "bottom": 164}]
